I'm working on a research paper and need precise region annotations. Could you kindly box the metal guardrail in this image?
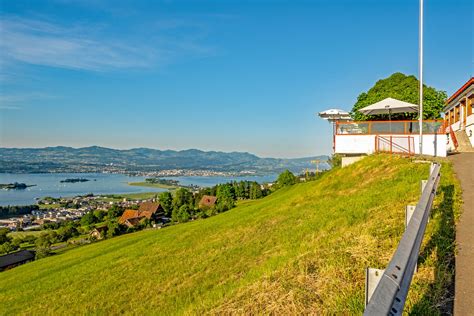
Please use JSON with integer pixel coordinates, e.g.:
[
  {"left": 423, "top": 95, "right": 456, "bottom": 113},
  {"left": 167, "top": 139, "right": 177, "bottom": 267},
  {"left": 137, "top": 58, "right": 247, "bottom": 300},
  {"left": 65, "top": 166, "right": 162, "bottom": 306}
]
[{"left": 364, "top": 163, "right": 441, "bottom": 315}]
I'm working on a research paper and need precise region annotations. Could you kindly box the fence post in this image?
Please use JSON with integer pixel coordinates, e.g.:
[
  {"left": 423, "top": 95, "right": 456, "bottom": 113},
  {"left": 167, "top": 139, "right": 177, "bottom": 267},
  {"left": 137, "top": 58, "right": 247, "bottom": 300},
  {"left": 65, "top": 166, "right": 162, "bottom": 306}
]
[
  {"left": 365, "top": 268, "right": 384, "bottom": 307},
  {"left": 390, "top": 136, "right": 393, "bottom": 154}
]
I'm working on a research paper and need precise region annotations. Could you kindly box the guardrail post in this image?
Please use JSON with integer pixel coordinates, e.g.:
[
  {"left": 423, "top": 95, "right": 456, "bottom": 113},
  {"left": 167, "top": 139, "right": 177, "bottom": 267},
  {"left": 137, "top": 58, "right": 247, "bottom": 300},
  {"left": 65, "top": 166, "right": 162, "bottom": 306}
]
[
  {"left": 364, "top": 163, "right": 441, "bottom": 315},
  {"left": 365, "top": 268, "right": 385, "bottom": 307},
  {"left": 406, "top": 204, "right": 418, "bottom": 272},
  {"left": 405, "top": 205, "right": 416, "bottom": 227},
  {"left": 421, "top": 179, "right": 427, "bottom": 193}
]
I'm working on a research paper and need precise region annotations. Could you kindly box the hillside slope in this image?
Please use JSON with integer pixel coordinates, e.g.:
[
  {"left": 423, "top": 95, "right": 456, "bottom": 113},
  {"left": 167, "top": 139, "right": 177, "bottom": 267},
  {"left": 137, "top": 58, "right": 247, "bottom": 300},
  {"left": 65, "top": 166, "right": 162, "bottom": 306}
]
[{"left": 0, "top": 155, "right": 461, "bottom": 315}]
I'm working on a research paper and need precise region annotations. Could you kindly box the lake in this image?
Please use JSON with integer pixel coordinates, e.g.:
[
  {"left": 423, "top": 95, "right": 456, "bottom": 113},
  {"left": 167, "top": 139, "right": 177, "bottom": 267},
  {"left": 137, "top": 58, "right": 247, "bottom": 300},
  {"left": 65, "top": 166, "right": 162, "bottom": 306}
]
[{"left": 0, "top": 173, "right": 277, "bottom": 206}]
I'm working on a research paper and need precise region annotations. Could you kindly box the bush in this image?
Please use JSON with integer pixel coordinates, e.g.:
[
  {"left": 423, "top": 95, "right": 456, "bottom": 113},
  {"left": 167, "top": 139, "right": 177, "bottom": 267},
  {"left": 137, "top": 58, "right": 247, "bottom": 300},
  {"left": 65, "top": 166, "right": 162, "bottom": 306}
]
[{"left": 328, "top": 154, "right": 342, "bottom": 168}]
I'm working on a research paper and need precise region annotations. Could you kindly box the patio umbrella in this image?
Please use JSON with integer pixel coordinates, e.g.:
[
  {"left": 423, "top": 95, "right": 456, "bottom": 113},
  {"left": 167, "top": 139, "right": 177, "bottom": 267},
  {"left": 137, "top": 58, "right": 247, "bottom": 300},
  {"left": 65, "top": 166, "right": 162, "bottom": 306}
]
[
  {"left": 358, "top": 97, "right": 418, "bottom": 116},
  {"left": 318, "top": 109, "right": 352, "bottom": 121},
  {"left": 358, "top": 97, "right": 419, "bottom": 132},
  {"left": 318, "top": 109, "right": 352, "bottom": 152}
]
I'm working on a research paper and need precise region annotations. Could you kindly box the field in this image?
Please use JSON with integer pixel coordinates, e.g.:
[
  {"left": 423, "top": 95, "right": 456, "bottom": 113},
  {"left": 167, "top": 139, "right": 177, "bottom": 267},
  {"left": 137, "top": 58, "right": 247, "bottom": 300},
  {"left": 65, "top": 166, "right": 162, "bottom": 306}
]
[
  {"left": 0, "top": 155, "right": 461, "bottom": 314},
  {"left": 7, "top": 230, "right": 44, "bottom": 239},
  {"left": 96, "top": 191, "right": 160, "bottom": 202}
]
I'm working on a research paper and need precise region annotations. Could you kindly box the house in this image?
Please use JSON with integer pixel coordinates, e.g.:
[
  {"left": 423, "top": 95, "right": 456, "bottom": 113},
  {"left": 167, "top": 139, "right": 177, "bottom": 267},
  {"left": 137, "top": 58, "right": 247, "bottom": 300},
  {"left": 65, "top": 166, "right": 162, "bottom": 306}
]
[
  {"left": 326, "top": 97, "right": 447, "bottom": 163},
  {"left": 123, "top": 217, "right": 142, "bottom": 228},
  {"left": 118, "top": 202, "right": 164, "bottom": 228},
  {"left": 118, "top": 210, "right": 141, "bottom": 226},
  {"left": 89, "top": 225, "right": 108, "bottom": 240},
  {"left": 444, "top": 77, "right": 474, "bottom": 152},
  {"left": 0, "top": 250, "right": 35, "bottom": 272},
  {"left": 138, "top": 201, "right": 164, "bottom": 219},
  {"left": 199, "top": 195, "right": 217, "bottom": 209}
]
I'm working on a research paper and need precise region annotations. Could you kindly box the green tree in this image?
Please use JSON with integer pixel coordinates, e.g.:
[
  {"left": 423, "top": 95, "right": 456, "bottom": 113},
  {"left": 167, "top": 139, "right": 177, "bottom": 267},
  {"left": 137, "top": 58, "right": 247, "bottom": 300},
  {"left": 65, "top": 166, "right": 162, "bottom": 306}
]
[
  {"left": 159, "top": 191, "right": 173, "bottom": 217},
  {"left": 172, "top": 204, "right": 191, "bottom": 223},
  {"left": 328, "top": 154, "right": 342, "bottom": 168},
  {"left": 277, "top": 170, "right": 297, "bottom": 187},
  {"left": 93, "top": 210, "right": 106, "bottom": 222},
  {"left": 106, "top": 220, "right": 124, "bottom": 238},
  {"left": 172, "top": 188, "right": 193, "bottom": 211},
  {"left": 107, "top": 205, "right": 124, "bottom": 219},
  {"left": 351, "top": 72, "right": 447, "bottom": 121},
  {"left": 0, "top": 227, "right": 11, "bottom": 244},
  {"left": 35, "top": 233, "right": 53, "bottom": 259},
  {"left": 216, "top": 184, "right": 235, "bottom": 212},
  {"left": 249, "top": 182, "right": 263, "bottom": 199},
  {"left": 80, "top": 211, "right": 96, "bottom": 226},
  {"left": 57, "top": 225, "right": 79, "bottom": 242}
]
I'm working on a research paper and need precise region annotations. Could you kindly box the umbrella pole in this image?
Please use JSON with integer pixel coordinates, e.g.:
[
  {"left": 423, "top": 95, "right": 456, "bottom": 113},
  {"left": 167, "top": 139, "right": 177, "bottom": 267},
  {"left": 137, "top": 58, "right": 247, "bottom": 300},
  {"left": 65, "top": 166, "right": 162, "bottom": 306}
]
[{"left": 389, "top": 110, "right": 392, "bottom": 133}]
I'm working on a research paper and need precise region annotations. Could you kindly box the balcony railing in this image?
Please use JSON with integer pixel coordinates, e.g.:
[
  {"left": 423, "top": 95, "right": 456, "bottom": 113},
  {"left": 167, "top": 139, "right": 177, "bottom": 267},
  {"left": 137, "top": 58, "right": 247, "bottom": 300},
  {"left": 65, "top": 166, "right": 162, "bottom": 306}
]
[{"left": 336, "top": 120, "right": 445, "bottom": 135}]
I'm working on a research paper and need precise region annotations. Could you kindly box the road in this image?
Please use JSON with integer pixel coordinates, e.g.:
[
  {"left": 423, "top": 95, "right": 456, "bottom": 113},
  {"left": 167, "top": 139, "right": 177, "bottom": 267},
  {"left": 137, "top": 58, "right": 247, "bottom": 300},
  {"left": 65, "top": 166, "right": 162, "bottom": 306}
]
[{"left": 449, "top": 153, "right": 474, "bottom": 316}]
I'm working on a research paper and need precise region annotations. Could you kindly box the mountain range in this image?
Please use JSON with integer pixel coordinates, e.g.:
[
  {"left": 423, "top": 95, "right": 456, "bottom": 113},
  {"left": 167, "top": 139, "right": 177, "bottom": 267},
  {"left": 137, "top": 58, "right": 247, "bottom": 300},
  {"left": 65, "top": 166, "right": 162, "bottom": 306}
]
[{"left": 0, "top": 146, "right": 329, "bottom": 175}]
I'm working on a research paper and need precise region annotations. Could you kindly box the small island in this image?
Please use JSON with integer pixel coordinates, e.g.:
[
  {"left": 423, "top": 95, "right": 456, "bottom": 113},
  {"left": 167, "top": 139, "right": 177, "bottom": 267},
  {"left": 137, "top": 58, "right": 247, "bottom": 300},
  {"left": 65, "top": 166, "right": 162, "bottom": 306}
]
[
  {"left": 128, "top": 177, "right": 181, "bottom": 190},
  {"left": 0, "top": 182, "right": 36, "bottom": 190},
  {"left": 60, "top": 178, "right": 90, "bottom": 183}
]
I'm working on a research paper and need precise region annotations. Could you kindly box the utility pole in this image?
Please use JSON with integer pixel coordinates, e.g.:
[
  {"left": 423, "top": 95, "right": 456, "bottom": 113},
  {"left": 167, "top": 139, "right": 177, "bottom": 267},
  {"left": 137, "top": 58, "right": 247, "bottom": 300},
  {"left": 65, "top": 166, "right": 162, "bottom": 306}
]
[
  {"left": 418, "top": 0, "right": 424, "bottom": 155},
  {"left": 311, "top": 159, "right": 321, "bottom": 173}
]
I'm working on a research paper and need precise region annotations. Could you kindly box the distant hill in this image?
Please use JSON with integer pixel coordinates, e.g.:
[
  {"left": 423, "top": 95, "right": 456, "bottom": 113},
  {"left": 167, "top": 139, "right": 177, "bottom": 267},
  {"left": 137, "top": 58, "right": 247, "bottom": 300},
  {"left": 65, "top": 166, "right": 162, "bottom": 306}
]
[
  {"left": 0, "top": 155, "right": 458, "bottom": 314},
  {"left": 0, "top": 146, "right": 329, "bottom": 174}
]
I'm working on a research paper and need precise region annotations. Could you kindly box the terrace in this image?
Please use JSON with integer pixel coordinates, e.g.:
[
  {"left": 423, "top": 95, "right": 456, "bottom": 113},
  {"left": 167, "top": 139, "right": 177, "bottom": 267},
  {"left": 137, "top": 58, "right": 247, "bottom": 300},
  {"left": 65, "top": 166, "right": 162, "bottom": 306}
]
[{"left": 335, "top": 120, "right": 446, "bottom": 157}]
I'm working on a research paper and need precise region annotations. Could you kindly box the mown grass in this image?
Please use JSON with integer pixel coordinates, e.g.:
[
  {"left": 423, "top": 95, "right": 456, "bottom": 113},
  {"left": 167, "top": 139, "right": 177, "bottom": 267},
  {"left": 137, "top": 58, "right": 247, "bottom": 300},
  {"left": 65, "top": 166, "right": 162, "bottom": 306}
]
[{"left": 0, "top": 154, "right": 461, "bottom": 315}]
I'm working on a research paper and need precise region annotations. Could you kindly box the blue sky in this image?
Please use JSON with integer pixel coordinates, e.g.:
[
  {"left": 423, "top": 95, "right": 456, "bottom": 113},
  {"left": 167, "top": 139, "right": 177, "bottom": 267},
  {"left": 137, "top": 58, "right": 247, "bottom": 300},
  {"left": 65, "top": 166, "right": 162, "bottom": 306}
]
[{"left": 0, "top": 0, "right": 472, "bottom": 158}]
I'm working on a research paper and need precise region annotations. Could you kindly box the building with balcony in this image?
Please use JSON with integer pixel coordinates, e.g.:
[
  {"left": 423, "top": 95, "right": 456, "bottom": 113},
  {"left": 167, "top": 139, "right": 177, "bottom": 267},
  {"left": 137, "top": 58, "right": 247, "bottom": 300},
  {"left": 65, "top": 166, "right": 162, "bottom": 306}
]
[
  {"left": 444, "top": 77, "right": 474, "bottom": 152},
  {"left": 335, "top": 120, "right": 446, "bottom": 159}
]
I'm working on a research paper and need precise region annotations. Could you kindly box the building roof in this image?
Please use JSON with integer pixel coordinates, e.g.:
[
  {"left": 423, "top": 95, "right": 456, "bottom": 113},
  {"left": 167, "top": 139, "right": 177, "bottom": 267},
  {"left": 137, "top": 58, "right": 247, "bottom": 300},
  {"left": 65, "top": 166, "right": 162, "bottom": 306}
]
[
  {"left": 139, "top": 211, "right": 154, "bottom": 220},
  {"left": 446, "top": 77, "right": 474, "bottom": 105},
  {"left": 199, "top": 195, "right": 217, "bottom": 208},
  {"left": 0, "top": 250, "right": 35, "bottom": 269},
  {"left": 124, "top": 217, "right": 142, "bottom": 227},
  {"left": 138, "top": 202, "right": 162, "bottom": 214},
  {"left": 118, "top": 210, "right": 140, "bottom": 224}
]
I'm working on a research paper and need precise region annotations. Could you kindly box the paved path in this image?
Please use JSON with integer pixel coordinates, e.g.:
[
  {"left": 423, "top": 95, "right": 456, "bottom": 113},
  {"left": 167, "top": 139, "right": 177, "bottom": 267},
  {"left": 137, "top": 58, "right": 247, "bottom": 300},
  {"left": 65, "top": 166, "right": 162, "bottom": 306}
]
[{"left": 449, "top": 153, "right": 474, "bottom": 316}]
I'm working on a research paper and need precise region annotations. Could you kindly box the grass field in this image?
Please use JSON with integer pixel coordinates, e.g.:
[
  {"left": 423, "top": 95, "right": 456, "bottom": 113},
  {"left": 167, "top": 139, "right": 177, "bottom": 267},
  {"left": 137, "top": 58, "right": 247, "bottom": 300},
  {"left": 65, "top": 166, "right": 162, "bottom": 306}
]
[
  {"left": 7, "top": 230, "right": 44, "bottom": 239},
  {"left": 38, "top": 203, "right": 60, "bottom": 210},
  {"left": 0, "top": 155, "right": 461, "bottom": 315},
  {"left": 97, "top": 191, "right": 160, "bottom": 202}
]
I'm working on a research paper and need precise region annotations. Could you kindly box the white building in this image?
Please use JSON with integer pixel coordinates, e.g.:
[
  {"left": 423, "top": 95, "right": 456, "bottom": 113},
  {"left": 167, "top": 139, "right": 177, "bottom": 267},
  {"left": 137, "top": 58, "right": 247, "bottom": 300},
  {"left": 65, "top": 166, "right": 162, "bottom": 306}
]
[
  {"left": 334, "top": 120, "right": 447, "bottom": 159},
  {"left": 444, "top": 77, "right": 474, "bottom": 152}
]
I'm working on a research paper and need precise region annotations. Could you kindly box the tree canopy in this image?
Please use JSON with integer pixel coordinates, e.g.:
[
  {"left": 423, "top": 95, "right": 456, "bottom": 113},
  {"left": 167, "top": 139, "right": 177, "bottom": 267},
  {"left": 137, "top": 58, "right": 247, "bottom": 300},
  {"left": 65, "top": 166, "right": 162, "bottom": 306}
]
[
  {"left": 277, "top": 170, "right": 297, "bottom": 187},
  {"left": 350, "top": 72, "right": 447, "bottom": 121}
]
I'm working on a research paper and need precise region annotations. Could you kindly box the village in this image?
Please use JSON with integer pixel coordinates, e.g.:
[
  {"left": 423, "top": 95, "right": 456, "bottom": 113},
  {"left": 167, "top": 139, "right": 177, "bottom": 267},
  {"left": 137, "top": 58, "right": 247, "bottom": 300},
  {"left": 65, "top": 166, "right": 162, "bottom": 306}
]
[
  {"left": 0, "top": 194, "right": 147, "bottom": 232},
  {"left": 0, "top": 176, "right": 292, "bottom": 271}
]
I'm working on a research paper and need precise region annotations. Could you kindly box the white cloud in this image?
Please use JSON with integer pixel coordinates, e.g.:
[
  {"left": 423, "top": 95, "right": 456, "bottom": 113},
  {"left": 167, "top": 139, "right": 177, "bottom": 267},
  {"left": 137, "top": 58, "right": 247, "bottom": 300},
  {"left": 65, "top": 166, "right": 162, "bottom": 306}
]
[{"left": 0, "top": 16, "right": 213, "bottom": 72}]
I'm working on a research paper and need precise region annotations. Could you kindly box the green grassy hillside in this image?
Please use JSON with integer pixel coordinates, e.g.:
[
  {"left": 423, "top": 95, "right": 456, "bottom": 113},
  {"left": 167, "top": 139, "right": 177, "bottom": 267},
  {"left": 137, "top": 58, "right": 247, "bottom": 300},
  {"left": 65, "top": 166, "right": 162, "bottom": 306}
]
[{"left": 0, "top": 155, "right": 461, "bottom": 315}]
